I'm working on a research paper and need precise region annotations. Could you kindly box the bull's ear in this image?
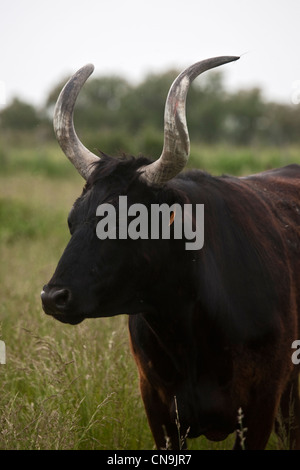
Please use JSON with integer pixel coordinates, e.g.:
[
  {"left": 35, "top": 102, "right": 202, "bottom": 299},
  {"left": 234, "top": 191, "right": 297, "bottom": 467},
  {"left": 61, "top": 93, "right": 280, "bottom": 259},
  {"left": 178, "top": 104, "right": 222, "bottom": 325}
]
[{"left": 169, "top": 210, "right": 176, "bottom": 226}]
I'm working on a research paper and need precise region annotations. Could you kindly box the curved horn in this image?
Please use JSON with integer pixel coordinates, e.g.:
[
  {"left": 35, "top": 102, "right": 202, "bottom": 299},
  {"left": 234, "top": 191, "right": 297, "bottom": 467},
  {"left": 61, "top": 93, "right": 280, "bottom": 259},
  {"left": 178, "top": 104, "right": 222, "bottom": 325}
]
[
  {"left": 53, "top": 64, "right": 100, "bottom": 180},
  {"left": 139, "top": 56, "right": 239, "bottom": 185}
]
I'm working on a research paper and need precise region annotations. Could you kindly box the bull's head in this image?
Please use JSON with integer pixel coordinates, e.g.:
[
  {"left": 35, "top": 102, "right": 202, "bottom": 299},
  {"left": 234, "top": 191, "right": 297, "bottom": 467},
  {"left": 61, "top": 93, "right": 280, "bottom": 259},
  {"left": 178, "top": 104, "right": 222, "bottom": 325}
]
[{"left": 41, "top": 56, "right": 238, "bottom": 325}]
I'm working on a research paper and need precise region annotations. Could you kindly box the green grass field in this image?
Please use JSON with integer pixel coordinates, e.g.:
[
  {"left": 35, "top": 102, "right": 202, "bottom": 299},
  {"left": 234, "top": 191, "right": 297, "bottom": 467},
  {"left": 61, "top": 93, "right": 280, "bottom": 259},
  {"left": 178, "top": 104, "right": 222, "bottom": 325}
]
[{"left": 1, "top": 142, "right": 299, "bottom": 450}]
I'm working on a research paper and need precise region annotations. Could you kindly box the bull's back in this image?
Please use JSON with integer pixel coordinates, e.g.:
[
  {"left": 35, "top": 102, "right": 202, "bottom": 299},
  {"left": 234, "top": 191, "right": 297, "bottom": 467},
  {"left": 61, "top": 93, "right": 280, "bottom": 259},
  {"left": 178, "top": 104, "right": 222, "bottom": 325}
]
[
  {"left": 243, "top": 164, "right": 300, "bottom": 260},
  {"left": 243, "top": 164, "right": 300, "bottom": 333}
]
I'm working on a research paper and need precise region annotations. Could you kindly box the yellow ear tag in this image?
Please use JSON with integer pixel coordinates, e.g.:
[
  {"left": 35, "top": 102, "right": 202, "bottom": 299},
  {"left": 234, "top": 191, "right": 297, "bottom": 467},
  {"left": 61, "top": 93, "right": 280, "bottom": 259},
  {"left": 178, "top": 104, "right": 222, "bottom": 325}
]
[{"left": 169, "top": 210, "right": 176, "bottom": 226}]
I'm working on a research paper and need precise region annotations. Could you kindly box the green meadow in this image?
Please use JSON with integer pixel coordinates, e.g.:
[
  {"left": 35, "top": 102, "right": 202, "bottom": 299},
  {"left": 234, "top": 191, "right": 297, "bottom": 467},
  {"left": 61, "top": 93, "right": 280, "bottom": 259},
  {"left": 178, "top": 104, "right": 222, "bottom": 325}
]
[{"left": 0, "top": 142, "right": 299, "bottom": 450}]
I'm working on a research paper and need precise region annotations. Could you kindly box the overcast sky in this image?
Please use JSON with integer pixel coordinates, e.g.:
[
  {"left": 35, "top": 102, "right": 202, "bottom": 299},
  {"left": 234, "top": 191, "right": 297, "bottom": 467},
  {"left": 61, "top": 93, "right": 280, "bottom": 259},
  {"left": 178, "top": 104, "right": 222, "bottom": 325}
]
[{"left": 1, "top": 0, "right": 300, "bottom": 109}]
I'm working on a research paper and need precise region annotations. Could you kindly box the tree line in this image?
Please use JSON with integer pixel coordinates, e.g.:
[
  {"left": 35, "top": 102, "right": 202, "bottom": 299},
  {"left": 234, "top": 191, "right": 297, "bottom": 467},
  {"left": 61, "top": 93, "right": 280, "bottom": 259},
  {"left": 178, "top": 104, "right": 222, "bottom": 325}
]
[{"left": 1, "top": 69, "right": 300, "bottom": 155}]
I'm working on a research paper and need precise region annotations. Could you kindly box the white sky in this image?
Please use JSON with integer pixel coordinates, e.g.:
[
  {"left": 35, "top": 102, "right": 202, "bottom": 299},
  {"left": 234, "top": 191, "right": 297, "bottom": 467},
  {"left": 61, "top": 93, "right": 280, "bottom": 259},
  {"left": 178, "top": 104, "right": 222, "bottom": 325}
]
[{"left": 1, "top": 0, "right": 300, "bottom": 109}]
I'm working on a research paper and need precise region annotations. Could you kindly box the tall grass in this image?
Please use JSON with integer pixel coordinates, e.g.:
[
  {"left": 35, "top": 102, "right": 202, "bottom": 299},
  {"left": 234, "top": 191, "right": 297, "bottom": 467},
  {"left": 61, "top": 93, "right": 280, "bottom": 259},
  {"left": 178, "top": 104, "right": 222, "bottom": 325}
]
[{"left": 1, "top": 142, "right": 299, "bottom": 449}]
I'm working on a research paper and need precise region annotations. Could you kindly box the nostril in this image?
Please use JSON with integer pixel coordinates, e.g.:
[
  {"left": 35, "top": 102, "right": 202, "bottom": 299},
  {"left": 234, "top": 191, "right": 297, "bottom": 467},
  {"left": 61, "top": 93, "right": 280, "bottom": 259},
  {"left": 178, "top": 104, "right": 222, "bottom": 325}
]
[
  {"left": 53, "top": 289, "right": 71, "bottom": 309},
  {"left": 41, "top": 287, "right": 72, "bottom": 315}
]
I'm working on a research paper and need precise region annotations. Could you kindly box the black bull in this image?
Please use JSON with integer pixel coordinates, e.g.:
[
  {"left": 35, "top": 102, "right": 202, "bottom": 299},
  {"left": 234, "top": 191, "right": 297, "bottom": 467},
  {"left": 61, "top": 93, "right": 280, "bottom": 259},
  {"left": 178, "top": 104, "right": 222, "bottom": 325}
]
[{"left": 41, "top": 56, "right": 300, "bottom": 450}]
